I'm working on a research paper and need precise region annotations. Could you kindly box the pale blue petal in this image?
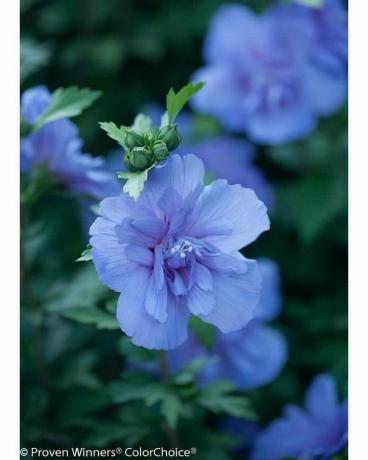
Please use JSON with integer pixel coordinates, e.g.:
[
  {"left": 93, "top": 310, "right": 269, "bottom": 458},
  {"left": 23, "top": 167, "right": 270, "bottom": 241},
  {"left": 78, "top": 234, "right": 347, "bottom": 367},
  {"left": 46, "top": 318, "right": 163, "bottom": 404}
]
[
  {"left": 187, "top": 180, "right": 270, "bottom": 252},
  {"left": 305, "top": 374, "right": 339, "bottom": 420},
  {"left": 215, "top": 321, "right": 287, "bottom": 390},
  {"left": 140, "top": 154, "right": 205, "bottom": 207},
  {"left": 186, "top": 284, "right": 215, "bottom": 316},
  {"left": 255, "top": 258, "right": 282, "bottom": 322},
  {"left": 200, "top": 259, "right": 261, "bottom": 333},
  {"left": 117, "top": 275, "right": 190, "bottom": 350}
]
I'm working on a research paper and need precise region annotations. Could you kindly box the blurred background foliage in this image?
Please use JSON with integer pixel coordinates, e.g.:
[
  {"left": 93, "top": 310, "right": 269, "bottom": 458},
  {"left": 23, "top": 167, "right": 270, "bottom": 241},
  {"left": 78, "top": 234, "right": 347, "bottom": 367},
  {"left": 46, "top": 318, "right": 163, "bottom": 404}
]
[{"left": 20, "top": 0, "right": 347, "bottom": 458}]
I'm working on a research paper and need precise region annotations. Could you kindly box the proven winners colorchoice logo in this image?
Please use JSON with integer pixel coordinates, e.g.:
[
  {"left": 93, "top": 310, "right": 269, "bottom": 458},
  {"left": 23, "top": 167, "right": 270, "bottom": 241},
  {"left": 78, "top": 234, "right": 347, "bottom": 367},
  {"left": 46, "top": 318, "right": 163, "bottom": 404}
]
[{"left": 20, "top": 447, "right": 198, "bottom": 457}]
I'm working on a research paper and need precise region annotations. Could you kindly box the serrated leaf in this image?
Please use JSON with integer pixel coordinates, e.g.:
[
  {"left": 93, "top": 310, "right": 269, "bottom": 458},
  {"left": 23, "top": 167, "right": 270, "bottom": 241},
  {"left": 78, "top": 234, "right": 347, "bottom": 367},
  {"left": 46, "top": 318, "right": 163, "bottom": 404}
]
[
  {"left": 99, "top": 122, "right": 127, "bottom": 147},
  {"left": 62, "top": 308, "right": 118, "bottom": 330},
  {"left": 118, "top": 168, "right": 151, "bottom": 200},
  {"left": 198, "top": 394, "right": 257, "bottom": 420},
  {"left": 32, "top": 86, "right": 102, "bottom": 133},
  {"left": 132, "top": 114, "right": 152, "bottom": 133},
  {"left": 45, "top": 265, "right": 108, "bottom": 313},
  {"left": 76, "top": 246, "right": 92, "bottom": 262},
  {"left": 166, "top": 82, "right": 205, "bottom": 123}
]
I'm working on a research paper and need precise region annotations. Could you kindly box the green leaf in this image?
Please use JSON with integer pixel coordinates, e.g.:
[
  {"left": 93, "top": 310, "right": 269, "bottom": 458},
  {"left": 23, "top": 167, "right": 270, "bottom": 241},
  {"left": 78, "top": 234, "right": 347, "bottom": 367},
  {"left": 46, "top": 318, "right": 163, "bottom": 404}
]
[
  {"left": 76, "top": 245, "right": 92, "bottom": 262},
  {"left": 293, "top": 0, "right": 324, "bottom": 8},
  {"left": 199, "top": 395, "right": 256, "bottom": 420},
  {"left": 118, "top": 167, "right": 153, "bottom": 200},
  {"left": 132, "top": 113, "right": 152, "bottom": 133},
  {"left": 172, "top": 357, "right": 213, "bottom": 386},
  {"left": 32, "top": 86, "right": 102, "bottom": 133},
  {"left": 21, "top": 38, "right": 50, "bottom": 82},
  {"left": 99, "top": 121, "right": 127, "bottom": 147},
  {"left": 45, "top": 265, "right": 108, "bottom": 313},
  {"left": 166, "top": 81, "right": 205, "bottom": 123},
  {"left": 197, "top": 381, "right": 257, "bottom": 420},
  {"left": 62, "top": 307, "right": 118, "bottom": 330},
  {"left": 161, "top": 393, "right": 182, "bottom": 429}
]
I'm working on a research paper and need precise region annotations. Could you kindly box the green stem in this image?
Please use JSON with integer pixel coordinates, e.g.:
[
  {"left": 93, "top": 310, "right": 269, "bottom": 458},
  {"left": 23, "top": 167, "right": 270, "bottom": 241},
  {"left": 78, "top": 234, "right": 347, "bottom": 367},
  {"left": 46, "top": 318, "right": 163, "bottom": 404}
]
[{"left": 158, "top": 351, "right": 180, "bottom": 448}]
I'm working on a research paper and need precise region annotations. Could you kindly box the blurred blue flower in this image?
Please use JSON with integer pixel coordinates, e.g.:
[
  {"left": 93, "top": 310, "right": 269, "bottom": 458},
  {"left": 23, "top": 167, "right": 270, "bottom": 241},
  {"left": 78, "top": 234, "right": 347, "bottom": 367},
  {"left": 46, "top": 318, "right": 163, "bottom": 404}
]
[
  {"left": 21, "top": 86, "right": 117, "bottom": 199},
  {"left": 255, "top": 258, "right": 282, "bottom": 321},
  {"left": 168, "top": 258, "right": 287, "bottom": 390},
  {"left": 191, "top": 2, "right": 347, "bottom": 144},
  {"left": 177, "top": 137, "right": 274, "bottom": 209},
  {"left": 292, "top": 0, "right": 348, "bottom": 75},
  {"left": 90, "top": 154, "right": 269, "bottom": 350},
  {"left": 251, "top": 374, "right": 348, "bottom": 460},
  {"left": 78, "top": 149, "right": 122, "bottom": 239}
]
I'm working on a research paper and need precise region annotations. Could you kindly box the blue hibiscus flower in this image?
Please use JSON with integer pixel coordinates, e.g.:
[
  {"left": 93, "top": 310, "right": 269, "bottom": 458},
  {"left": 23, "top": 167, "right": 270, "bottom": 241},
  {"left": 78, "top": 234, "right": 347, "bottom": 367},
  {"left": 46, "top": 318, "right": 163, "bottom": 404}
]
[
  {"left": 191, "top": 2, "right": 347, "bottom": 144},
  {"left": 21, "top": 86, "right": 117, "bottom": 199},
  {"left": 251, "top": 374, "right": 348, "bottom": 460},
  {"left": 89, "top": 154, "right": 269, "bottom": 350}
]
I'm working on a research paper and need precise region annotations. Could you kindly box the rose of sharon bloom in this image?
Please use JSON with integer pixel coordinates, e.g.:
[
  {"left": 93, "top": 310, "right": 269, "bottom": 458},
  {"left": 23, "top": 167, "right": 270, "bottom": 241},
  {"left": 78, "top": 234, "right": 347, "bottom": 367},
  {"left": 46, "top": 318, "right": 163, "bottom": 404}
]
[
  {"left": 89, "top": 154, "right": 270, "bottom": 350},
  {"left": 251, "top": 374, "right": 348, "bottom": 460},
  {"left": 191, "top": 3, "right": 346, "bottom": 144},
  {"left": 21, "top": 86, "right": 117, "bottom": 200},
  {"left": 168, "top": 258, "right": 287, "bottom": 390}
]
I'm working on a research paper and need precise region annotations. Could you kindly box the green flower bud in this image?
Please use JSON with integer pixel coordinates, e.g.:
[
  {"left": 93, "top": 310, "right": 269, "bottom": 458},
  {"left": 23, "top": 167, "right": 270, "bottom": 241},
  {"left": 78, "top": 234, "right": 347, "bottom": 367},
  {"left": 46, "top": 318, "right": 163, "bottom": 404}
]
[
  {"left": 158, "top": 124, "right": 181, "bottom": 151},
  {"left": 124, "top": 146, "right": 153, "bottom": 171},
  {"left": 152, "top": 140, "right": 169, "bottom": 161},
  {"left": 125, "top": 128, "right": 145, "bottom": 149}
]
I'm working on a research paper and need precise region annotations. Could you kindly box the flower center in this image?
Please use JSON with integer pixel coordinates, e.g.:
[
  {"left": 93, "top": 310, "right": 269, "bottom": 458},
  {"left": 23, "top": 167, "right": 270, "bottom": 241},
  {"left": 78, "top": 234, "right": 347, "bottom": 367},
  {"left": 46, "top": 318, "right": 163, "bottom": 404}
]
[{"left": 170, "top": 240, "right": 193, "bottom": 259}]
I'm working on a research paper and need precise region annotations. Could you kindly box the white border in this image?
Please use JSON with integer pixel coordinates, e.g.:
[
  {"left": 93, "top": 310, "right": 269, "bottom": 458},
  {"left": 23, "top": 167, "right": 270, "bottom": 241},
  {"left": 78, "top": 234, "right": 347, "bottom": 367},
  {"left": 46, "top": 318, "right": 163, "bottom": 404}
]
[
  {"left": 0, "top": 0, "right": 19, "bottom": 458},
  {"left": 1, "top": 0, "right": 367, "bottom": 458},
  {"left": 349, "top": 0, "right": 368, "bottom": 458}
]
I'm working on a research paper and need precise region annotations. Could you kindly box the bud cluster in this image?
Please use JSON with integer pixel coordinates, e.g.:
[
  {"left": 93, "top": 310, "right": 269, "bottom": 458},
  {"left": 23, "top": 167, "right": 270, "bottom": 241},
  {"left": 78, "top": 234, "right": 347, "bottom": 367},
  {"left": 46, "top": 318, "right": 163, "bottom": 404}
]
[{"left": 123, "top": 124, "right": 181, "bottom": 172}]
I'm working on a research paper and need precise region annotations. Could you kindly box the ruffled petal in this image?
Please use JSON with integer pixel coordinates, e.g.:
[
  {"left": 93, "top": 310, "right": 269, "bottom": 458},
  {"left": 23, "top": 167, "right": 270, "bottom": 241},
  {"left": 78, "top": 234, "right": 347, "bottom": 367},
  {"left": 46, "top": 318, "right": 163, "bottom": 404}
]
[
  {"left": 187, "top": 180, "right": 270, "bottom": 252},
  {"left": 186, "top": 284, "right": 215, "bottom": 316},
  {"left": 90, "top": 217, "right": 138, "bottom": 292},
  {"left": 140, "top": 154, "right": 205, "bottom": 208},
  {"left": 200, "top": 258, "right": 261, "bottom": 332},
  {"left": 145, "top": 246, "right": 168, "bottom": 323},
  {"left": 117, "top": 273, "right": 190, "bottom": 350}
]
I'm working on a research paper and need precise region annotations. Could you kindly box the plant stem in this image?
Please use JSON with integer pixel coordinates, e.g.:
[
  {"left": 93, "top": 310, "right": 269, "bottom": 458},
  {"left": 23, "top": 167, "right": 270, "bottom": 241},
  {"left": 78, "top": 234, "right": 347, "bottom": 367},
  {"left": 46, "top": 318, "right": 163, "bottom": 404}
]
[{"left": 158, "top": 350, "right": 180, "bottom": 448}]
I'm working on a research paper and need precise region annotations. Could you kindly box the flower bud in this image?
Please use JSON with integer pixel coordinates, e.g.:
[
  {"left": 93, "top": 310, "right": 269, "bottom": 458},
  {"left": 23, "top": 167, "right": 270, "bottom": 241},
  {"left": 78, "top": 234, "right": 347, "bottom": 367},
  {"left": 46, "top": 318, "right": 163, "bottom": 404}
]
[
  {"left": 124, "top": 146, "right": 153, "bottom": 171},
  {"left": 125, "top": 128, "right": 145, "bottom": 149},
  {"left": 158, "top": 124, "right": 181, "bottom": 151},
  {"left": 152, "top": 140, "right": 169, "bottom": 161}
]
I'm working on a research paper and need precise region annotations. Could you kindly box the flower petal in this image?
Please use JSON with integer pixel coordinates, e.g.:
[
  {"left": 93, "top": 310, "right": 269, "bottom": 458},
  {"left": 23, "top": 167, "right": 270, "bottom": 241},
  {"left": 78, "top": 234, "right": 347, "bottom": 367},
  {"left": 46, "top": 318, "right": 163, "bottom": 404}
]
[
  {"left": 117, "top": 276, "right": 190, "bottom": 350},
  {"left": 200, "top": 258, "right": 261, "bottom": 332},
  {"left": 187, "top": 180, "right": 270, "bottom": 252},
  {"left": 305, "top": 374, "right": 339, "bottom": 420},
  {"left": 215, "top": 321, "right": 287, "bottom": 390},
  {"left": 140, "top": 154, "right": 205, "bottom": 206},
  {"left": 186, "top": 284, "right": 215, "bottom": 316},
  {"left": 145, "top": 246, "right": 168, "bottom": 323}
]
